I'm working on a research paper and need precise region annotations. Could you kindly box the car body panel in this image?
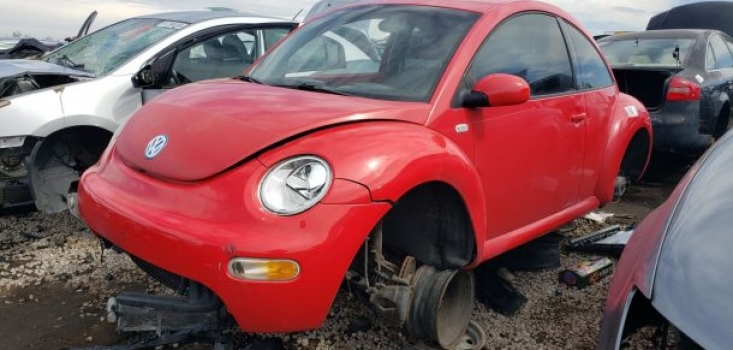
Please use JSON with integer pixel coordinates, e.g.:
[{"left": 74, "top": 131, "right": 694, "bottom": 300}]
[
  {"left": 257, "top": 121, "right": 488, "bottom": 261},
  {"left": 651, "top": 132, "right": 733, "bottom": 349},
  {"left": 599, "top": 131, "right": 733, "bottom": 349},
  {"left": 80, "top": 0, "right": 652, "bottom": 333},
  {"left": 115, "top": 81, "right": 428, "bottom": 182},
  {"left": 594, "top": 94, "right": 652, "bottom": 202}
]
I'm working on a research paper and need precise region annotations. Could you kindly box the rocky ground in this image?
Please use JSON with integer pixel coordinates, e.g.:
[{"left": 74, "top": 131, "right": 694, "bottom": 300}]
[{"left": 0, "top": 153, "right": 694, "bottom": 350}]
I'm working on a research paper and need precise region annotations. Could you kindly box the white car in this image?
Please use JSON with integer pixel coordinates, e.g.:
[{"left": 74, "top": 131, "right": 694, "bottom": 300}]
[{"left": 0, "top": 11, "right": 296, "bottom": 212}]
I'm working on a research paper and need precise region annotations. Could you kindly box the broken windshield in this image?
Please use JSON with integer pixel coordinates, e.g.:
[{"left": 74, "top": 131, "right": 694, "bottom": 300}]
[
  {"left": 249, "top": 5, "right": 479, "bottom": 102},
  {"left": 42, "top": 18, "right": 187, "bottom": 76},
  {"left": 599, "top": 37, "right": 695, "bottom": 67}
]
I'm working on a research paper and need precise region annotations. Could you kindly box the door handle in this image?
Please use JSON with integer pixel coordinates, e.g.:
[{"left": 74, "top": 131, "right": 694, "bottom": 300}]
[{"left": 570, "top": 113, "right": 586, "bottom": 123}]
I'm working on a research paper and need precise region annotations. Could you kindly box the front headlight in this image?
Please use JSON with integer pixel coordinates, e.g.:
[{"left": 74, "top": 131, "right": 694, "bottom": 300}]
[{"left": 259, "top": 155, "right": 332, "bottom": 215}]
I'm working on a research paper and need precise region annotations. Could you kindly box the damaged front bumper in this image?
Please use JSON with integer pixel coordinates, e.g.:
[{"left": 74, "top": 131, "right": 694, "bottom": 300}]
[{"left": 78, "top": 149, "right": 391, "bottom": 333}]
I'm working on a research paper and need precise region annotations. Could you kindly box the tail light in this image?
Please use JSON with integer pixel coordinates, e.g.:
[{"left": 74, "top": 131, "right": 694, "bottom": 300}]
[{"left": 666, "top": 77, "right": 701, "bottom": 101}]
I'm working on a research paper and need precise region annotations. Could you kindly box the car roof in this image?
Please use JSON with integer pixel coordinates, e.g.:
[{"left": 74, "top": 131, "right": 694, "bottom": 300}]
[
  {"left": 309, "top": 0, "right": 553, "bottom": 16},
  {"left": 134, "top": 11, "right": 284, "bottom": 24},
  {"left": 601, "top": 29, "right": 710, "bottom": 42}
]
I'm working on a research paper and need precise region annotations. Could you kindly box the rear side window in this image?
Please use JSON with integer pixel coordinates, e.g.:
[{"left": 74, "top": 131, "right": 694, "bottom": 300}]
[
  {"left": 263, "top": 27, "right": 291, "bottom": 51},
  {"left": 710, "top": 34, "right": 733, "bottom": 69},
  {"left": 707, "top": 43, "right": 716, "bottom": 70},
  {"left": 564, "top": 22, "right": 613, "bottom": 90},
  {"left": 468, "top": 13, "right": 574, "bottom": 97}
]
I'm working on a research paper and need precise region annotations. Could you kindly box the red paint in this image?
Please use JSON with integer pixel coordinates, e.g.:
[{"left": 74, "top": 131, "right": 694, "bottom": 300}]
[
  {"left": 473, "top": 73, "right": 530, "bottom": 107},
  {"left": 79, "top": 0, "right": 652, "bottom": 333}
]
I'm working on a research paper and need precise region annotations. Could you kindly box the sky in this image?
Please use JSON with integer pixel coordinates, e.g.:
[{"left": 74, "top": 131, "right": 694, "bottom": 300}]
[{"left": 0, "top": 0, "right": 706, "bottom": 40}]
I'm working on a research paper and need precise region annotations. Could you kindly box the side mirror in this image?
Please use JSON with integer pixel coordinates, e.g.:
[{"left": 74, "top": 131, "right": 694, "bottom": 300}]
[
  {"left": 132, "top": 49, "right": 177, "bottom": 89},
  {"left": 462, "top": 73, "right": 530, "bottom": 108},
  {"left": 132, "top": 65, "right": 155, "bottom": 88}
]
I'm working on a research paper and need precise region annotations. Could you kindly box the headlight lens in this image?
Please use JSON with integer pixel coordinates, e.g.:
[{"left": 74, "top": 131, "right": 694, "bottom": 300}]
[{"left": 259, "top": 155, "right": 332, "bottom": 215}]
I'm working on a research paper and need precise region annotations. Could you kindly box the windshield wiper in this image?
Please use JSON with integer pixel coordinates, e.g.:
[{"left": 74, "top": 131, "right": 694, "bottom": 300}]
[
  {"left": 55, "top": 54, "right": 86, "bottom": 71},
  {"left": 280, "top": 82, "right": 351, "bottom": 96},
  {"left": 237, "top": 75, "right": 263, "bottom": 84}
]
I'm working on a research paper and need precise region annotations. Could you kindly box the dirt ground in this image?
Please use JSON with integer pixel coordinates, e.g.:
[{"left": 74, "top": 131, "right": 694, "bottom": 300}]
[{"left": 0, "top": 152, "right": 696, "bottom": 350}]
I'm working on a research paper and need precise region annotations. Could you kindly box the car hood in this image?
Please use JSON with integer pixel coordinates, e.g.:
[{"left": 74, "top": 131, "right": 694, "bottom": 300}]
[
  {"left": 0, "top": 39, "right": 19, "bottom": 51},
  {"left": 650, "top": 131, "right": 733, "bottom": 349},
  {"left": 0, "top": 59, "right": 93, "bottom": 78},
  {"left": 114, "top": 79, "right": 429, "bottom": 182}
]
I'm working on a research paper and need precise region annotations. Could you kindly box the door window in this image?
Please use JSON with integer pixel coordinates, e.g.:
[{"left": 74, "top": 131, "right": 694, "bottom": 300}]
[
  {"left": 710, "top": 34, "right": 733, "bottom": 70},
  {"left": 467, "top": 13, "right": 574, "bottom": 97},
  {"left": 563, "top": 22, "right": 613, "bottom": 90},
  {"left": 263, "top": 27, "right": 291, "bottom": 51},
  {"left": 167, "top": 27, "right": 291, "bottom": 87},
  {"left": 707, "top": 43, "right": 717, "bottom": 71}
]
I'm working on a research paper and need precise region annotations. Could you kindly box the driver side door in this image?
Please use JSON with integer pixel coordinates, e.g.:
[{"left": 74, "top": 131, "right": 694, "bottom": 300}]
[{"left": 140, "top": 24, "right": 295, "bottom": 103}]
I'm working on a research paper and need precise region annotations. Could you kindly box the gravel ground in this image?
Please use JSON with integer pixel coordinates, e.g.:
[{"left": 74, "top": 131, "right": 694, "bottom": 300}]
[{"left": 0, "top": 154, "right": 691, "bottom": 350}]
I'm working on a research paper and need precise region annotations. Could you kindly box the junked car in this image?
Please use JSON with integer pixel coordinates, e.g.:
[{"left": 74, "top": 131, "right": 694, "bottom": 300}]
[
  {"left": 0, "top": 11, "right": 98, "bottom": 60},
  {"left": 598, "top": 123, "right": 733, "bottom": 350},
  {"left": 78, "top": 0, "right": 651, "bottom": 348},
  {"left": 0, "top": 11, "right": 296, "bottom": 211},
  {"left": 599, "top": 29, "right": 733, "bottom": 152},
  {"left": 0, "top": 38, "right": 62, "bottom": 60}
]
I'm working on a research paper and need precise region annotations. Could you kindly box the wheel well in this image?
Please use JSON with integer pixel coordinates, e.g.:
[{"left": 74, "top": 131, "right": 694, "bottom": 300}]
[
  {"left": 46, "top": 126, "right": 113, "bottom": 161},
  {"left": 620, "top": 130, "right": 651, "bottom": 181},
  {"left": 620, "top": 291, "right": 704, "bottom": 349},
  {"left": 379, "top": 182, "right": 476, "bottom": 269},
  {"left": 29, "top": 126, "right": 113, "bottom": 213},
  {"left": 713, "top": 102, "right": 731, "bottom": 139},
  {"left": 621, "top": 291, "right": 663, "bottom": 340}
]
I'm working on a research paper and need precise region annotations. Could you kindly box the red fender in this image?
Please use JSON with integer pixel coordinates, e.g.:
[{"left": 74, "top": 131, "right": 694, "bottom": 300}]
[
  {"left": 595, "top": 93, "right": 653, "bottom": 204},
  {"left": 258, "top": 121, "right": 488, "bottom": 261}
]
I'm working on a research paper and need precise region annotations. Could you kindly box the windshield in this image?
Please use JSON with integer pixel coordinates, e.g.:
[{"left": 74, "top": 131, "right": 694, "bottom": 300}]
[
  {"left": 43, "top": 18, "right": 187, "bottom": 76},
  {"left": 599, "top": 37, "right": 696, "bottom": 67},
  {"left": 249, "top": 5, "right": 479, "bottom": 102}
]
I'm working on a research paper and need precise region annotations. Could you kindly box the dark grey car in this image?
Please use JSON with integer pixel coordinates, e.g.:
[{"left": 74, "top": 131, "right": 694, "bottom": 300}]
[{"left": 599, "top": 29, "right": 733, "bottom": 152}]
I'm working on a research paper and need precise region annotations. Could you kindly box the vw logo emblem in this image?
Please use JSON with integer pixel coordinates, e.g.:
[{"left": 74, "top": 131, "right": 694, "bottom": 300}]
[{"left": 144, "top": 135, "right": 168, "bottom": 159}]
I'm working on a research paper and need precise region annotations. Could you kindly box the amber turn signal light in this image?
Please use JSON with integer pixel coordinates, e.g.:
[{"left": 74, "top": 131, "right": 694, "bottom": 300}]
[{"left": 228, "top": 258, "right": 300, "bottom": 281}]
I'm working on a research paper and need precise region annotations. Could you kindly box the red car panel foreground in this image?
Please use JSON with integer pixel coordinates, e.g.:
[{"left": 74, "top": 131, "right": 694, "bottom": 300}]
[{"left": 79, "top": 0, "right": 652, "bottom": 344}]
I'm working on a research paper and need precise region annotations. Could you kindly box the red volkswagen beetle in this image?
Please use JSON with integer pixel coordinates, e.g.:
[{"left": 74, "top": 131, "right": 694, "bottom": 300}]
[{"left": 79, "top": 0, "right": 651, "bottom": 347}]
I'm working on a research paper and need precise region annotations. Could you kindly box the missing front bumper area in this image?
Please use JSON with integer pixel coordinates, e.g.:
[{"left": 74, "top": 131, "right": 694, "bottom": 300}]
[
  {"left": 107, "top": 283, "right": 224, "bottom": 334},
  {"left": 71, "top": 282, "right": 235, "bottom": 350},
  {"left": 76, "top": 244, "right": 235, "bottom": 350}
]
